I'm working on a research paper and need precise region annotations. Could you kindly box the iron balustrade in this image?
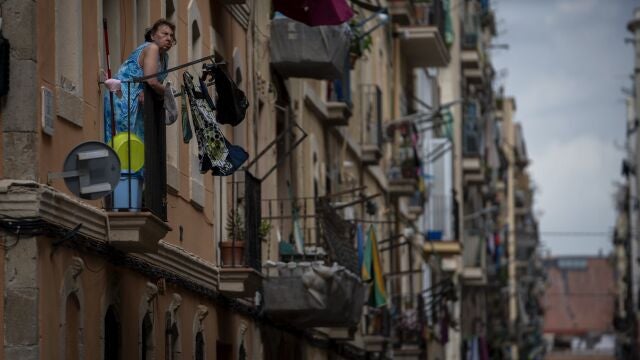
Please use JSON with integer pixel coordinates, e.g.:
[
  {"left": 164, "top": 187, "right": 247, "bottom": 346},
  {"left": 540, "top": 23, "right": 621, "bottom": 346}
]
[{"left": 462, "top": 102, "right": 483, "bottom": 157}]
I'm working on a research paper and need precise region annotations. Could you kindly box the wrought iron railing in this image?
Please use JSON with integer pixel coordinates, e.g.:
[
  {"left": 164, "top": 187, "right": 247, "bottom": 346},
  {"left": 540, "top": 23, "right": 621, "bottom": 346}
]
[
  {"left": 462, "top": 103, "right": 482, "bottom": 157},
  {"left": 223, "top": 171, "right": 262, "bottom": 272},
  {"left": 102, "top": 81, "right": 167, "bottom": 221}
]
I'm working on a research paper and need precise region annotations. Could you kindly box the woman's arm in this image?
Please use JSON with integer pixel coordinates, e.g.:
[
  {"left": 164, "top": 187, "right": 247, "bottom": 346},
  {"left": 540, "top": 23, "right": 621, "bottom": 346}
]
[{"left": 142, "top": 43, "right": 165, "bottom": 96}]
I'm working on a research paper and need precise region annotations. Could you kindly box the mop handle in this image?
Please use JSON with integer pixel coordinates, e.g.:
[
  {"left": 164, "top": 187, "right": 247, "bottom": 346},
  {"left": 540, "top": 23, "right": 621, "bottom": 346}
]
[{"left": 103, "top": 18, "right": 116, "bottom": 142}]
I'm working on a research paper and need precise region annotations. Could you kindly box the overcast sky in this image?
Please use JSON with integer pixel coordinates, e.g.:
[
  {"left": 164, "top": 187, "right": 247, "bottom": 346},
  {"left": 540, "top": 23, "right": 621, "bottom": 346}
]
[{"left": 491, "top": 0, "right": 637, "bottom": 255}]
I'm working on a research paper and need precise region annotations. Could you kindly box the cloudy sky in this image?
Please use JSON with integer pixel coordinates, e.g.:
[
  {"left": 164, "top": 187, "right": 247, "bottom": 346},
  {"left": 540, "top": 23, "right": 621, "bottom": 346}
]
[{"left": 491, "top": 0, "right": 636, "bottom": 255}]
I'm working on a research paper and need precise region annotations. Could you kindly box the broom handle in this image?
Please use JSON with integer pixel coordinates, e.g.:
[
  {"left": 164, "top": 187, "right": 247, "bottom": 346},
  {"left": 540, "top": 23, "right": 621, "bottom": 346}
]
[{"left": 103, "top": 18, "right": 116, "bottom": 144}]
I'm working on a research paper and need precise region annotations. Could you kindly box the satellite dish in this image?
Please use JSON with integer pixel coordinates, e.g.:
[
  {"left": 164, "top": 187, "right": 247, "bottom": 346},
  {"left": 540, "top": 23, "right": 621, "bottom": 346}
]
[{"left": 48, "top": 141, "right": 121, "bottom": 200}]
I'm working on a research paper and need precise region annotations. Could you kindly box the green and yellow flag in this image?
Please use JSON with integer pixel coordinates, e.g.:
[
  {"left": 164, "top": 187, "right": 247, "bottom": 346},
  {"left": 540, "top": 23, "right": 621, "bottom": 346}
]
[{"left": 361, "top": 225, "right": 387, "bottom": 307}]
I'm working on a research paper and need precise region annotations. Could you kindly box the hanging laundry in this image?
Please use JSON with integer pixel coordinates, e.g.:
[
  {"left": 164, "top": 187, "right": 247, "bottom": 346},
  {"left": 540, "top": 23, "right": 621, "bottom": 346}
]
[
  {"left": 182, "top": 71, "right": 248, "bottom": 176},
  {"left": 201, "top": 63, "right": 248, "bottom": 126}
]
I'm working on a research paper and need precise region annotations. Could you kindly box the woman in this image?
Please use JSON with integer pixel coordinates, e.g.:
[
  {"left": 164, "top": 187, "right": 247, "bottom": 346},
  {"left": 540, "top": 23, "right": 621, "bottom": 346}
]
[{"left": 105, "top": 19, "right": 176, "bottom": 143}]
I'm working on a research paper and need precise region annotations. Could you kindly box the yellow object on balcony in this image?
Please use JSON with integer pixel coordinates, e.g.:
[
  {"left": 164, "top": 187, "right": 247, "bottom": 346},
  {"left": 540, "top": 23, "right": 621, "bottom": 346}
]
[{"left": 112, "top": 132, "right": 145, "bottom": 172}]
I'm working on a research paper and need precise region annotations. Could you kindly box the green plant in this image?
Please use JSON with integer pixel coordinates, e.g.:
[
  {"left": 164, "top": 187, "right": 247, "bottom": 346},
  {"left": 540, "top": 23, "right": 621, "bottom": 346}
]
[
  {"left": 258, "top": 220, "right": 272, "bottom": 240},
  {"left": 349, "top": 21, "right": 374, "bottom": 59},
  {"left": 225, "top": 209, "right": 245, "bottom": 242}
]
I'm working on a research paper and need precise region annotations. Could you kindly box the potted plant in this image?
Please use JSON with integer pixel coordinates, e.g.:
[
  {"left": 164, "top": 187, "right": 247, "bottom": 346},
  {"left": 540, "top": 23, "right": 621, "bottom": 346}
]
[
  {"left": 221, "top": 209, "right": 245, "bottom": 267},
  {"left": 258, "top": 219, "right": 272, "bottom": 242},
  {"left": 349, "top": 21, "right": 373, "bottom": 68}
]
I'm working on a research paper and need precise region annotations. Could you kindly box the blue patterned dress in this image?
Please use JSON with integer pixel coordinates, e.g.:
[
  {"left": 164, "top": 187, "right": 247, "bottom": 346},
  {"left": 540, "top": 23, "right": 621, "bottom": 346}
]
[{"left": 104, "top": 42, "right": 168, "bottom": 143}]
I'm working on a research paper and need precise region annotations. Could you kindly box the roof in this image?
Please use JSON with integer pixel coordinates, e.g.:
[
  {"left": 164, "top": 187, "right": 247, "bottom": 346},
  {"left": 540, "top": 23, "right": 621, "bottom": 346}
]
[{"left": 543, "top": 257, "right": 615, "bottom": 335}]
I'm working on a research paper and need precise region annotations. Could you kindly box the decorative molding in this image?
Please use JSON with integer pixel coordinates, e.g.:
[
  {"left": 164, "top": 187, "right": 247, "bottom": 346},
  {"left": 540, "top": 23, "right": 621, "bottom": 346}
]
[{"left": 0, "top": 180, "right": 221, "bottom": 289}]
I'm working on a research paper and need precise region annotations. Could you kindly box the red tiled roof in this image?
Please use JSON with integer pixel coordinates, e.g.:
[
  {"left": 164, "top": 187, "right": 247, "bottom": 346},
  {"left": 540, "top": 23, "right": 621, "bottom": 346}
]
[{"left": 543, "top": 257, "right": 615, "bottom": 335}]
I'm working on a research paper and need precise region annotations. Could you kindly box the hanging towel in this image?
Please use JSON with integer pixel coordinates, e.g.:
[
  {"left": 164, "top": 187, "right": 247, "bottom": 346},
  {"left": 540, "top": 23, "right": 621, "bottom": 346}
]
[
  {"left": 180, "top": 85, "right": 193, "bottom": 143},
  {"left": 164, "top": 81, "right": 178, "bottom": 125}
]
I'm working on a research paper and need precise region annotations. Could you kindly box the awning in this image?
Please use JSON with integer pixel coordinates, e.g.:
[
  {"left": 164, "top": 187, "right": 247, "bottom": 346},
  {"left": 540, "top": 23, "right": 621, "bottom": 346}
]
[{"left": 273, "top": 0, "right": 354, "bottom": 26}]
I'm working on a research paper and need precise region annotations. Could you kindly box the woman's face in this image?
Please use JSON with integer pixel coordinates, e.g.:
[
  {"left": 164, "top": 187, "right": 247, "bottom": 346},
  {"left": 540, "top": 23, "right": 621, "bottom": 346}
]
[{"left": 152, "top": 25, "right": 174, "bottom": 53}]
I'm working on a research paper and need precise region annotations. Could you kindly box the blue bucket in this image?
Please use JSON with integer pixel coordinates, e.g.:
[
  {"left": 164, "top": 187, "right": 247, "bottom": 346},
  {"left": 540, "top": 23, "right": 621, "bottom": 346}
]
[{"left": 113, "top": 171, "right": 143, "bottom": 210}]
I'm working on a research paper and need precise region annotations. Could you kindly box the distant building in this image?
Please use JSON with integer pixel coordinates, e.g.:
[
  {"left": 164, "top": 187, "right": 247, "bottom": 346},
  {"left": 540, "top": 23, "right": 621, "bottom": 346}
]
[{"left": 543, "top": 256, "right": 616, "bottom": 359}]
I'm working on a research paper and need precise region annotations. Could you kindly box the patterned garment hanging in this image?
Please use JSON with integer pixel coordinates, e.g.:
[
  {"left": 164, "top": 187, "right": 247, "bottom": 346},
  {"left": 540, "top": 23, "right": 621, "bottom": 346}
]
[{"left": 182, "top": 71, "right": 248, "bottom": 176}]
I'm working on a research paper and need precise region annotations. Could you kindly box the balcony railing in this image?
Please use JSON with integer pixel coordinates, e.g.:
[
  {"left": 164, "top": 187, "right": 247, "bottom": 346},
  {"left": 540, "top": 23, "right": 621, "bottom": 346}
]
[
  {"left": 462, "top": 103, "right": 482, "bottom": 157},
  {"left": 102, "top": 82, "right": 167, "bottom": 221},
  {"left": 462, "top": 0, "right": 482, "bottom": 50},
  {"left": 414, "top": 0, "right": 446, "bottom": 36}
]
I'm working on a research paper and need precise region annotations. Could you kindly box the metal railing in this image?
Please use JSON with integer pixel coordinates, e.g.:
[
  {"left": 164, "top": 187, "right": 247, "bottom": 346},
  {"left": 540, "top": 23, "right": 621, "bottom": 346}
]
[
  {"left": 462, "top": 0, "right": 482, "bottom": 50},
  {"left": 414, "top": 0, "right": 446, "bottom": 36},
  {"left": 102, "top": 82, "right": 167, "bottom": 220},
  {"left": 462, "top": 103, "right": 482, "bottom": 157},
  {"left": 223, "top": 172, "right": 263, "bottom": 272}
]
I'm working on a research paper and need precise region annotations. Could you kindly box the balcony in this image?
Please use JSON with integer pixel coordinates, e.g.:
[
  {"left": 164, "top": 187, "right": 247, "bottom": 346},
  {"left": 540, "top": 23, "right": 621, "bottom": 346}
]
[
  {"left": 102, "top": 83, "right": 171, "bottom": 253},
  {"left": 461, "top": 234, "right": 486, "bottom": 285},
  {"left": 394, "top": 0, "right": 450, "bottom": 68},
  {"left": 462, "top": 102, "right": 484, "bottom": 183},
  {"left": 218, "top": 172, "right": 264, "bottom": 298},
  {"left": 360, "top": 85, "right": 383, "bottom": 165},
  {"left": 261, "top": 196, "right": 365, "bottom": 328},
  {"left": 270, "top": 16, "right": 351, "bottom": 80},
  {"left": 388, "top": 124, "right": 421, "bottom": 197},
  {"left": 408, "top": 192, "right": 425, "bottom": 218}
]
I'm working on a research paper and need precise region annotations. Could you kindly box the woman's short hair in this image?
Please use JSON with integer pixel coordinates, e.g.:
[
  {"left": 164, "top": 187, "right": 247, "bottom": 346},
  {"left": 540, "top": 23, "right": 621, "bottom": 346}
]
[{"left": 144, "top": 18, "right": 177, "bottom": 45}]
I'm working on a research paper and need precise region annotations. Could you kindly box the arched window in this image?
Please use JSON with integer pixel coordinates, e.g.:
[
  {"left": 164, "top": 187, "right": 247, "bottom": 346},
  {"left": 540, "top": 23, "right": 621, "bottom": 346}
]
[
  {"left": 141, "top": 312, "right": 153, "bottom": 360},
  {"left": 104, "top": 305, "right": 120, "bottom": 360},
  {"left": 65, "top": 294, "right": 81, "bottom": 360}
]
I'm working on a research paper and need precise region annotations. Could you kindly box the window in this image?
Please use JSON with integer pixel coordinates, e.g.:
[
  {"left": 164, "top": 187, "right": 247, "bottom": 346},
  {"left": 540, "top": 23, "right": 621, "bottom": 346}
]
[{"left": 104, "top": 305, "right": 120, "bottom": 360}]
